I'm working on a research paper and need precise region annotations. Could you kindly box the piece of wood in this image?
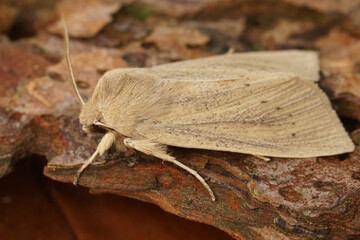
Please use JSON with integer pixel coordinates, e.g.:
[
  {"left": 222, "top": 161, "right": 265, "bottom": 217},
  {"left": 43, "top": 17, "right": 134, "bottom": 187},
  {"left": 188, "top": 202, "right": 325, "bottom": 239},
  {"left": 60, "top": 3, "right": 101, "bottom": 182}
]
[
  {"left": 41, "top": 116, "right": 360, "bottom": 239},
  {"left": 20, "top": 112, "right": 355, "bottom": 240}
]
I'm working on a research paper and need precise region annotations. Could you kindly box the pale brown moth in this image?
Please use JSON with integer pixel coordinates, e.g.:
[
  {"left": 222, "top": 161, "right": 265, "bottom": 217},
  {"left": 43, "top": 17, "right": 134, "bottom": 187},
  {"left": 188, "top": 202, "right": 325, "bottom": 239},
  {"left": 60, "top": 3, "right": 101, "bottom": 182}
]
[{"left": 62, "top": 19, "right": 354, "bottom": 201}]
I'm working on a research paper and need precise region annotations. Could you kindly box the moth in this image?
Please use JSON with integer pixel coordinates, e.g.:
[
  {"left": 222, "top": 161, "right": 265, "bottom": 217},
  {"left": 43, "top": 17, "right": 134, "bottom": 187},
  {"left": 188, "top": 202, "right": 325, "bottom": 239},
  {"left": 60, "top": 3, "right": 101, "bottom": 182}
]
[{"left": 62, "top": 20, "right": 354, "bottom": 201}]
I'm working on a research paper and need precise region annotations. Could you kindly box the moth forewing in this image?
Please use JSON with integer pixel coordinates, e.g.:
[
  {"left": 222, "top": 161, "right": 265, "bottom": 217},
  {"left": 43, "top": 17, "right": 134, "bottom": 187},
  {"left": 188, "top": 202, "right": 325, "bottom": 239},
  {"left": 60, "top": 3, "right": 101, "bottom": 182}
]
[
  {"left": 151, "top": 50, "right": 320, "bottom": 82},
  {"left": 134, "top": 76, "right": 354, "bottom": 158}
]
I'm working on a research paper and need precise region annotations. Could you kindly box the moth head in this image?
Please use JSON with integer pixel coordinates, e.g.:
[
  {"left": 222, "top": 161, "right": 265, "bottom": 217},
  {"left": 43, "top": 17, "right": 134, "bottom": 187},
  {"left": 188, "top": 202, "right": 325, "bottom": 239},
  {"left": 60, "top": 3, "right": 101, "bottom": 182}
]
[
  {"left": 79, "top": 101, "right": 116, "bottom": 134},
  {"left": 78, "top": 101, "right": 99, "bottom": 132}
]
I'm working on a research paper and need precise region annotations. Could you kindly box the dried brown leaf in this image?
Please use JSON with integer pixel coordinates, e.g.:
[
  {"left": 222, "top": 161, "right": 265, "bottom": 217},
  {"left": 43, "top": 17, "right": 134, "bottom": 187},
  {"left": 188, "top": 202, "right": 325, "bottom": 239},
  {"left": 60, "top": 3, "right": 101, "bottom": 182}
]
[
  {"left": 48, "top": 0, "right": 122, "bottom": 38},
  {"left": 142, "top": 0, "right": 225, "bottom": 17},
  {"left": 47, "top": 47, "right": 128, "bottom": 84},
  {"left": 258, "top": 19, "right": 315, "bottom": 49},
  {"left": 197, "top": 18, "right": 246, "bottom": 39},
  {"left": 0, "top": 43, "right": 51, "bottom": 97},
  {"left": 184, "top": 18, "right": 246, "bottom": 53},
  {"left": 316, "top": 29, "right": 360, "bottom": 97},
  {"left": 20, "top": 32, "right": 93, "bottom": 61},
  {"left": 143, "top": 25, "right": 211, "bottom": 61},
  {"left": 315, "top": 29, "right": 360, "bottom": 120},
  {"left": 283, "top": 0, "right": 360, "bottom": 14},
  {"left": 12, "top": 76, "right": 80, "bottom": 116},
  {"left": 94, "top": 15, "right": 149, "bottom": 47},
  {"left": 0, "top": 4, "right": 19, "bottom": 33}
]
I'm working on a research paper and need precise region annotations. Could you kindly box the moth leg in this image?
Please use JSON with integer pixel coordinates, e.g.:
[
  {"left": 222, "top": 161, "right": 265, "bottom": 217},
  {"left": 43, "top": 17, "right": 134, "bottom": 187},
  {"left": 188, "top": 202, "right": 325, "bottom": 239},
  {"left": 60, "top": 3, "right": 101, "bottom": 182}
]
[
  {"left": 253, "top": 155, "right": 271, "bottom": 161},
  {"left": 123, "top": 138, "right": 216, "bottom": 201},
  {"left": 73, "top": 132, "right": 115, "bottom": 185},
  {"left": 114, "top": 134, "right": 135, "bottom": 157}
]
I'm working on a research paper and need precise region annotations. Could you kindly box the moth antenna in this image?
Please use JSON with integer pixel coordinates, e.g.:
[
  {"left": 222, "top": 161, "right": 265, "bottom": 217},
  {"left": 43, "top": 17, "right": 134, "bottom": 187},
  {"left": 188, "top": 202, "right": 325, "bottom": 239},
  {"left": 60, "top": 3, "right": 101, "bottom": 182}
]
[{"left": 61, "top": 14, "right": 85, "bottom": 105}]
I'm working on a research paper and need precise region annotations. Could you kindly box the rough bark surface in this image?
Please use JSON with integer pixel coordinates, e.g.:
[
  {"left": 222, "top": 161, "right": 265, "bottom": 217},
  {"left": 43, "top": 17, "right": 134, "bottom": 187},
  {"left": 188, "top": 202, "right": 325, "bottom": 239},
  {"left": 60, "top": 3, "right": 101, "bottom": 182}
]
[{"left": 1, "top": 0, "right": 360, "bottom": 239}]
